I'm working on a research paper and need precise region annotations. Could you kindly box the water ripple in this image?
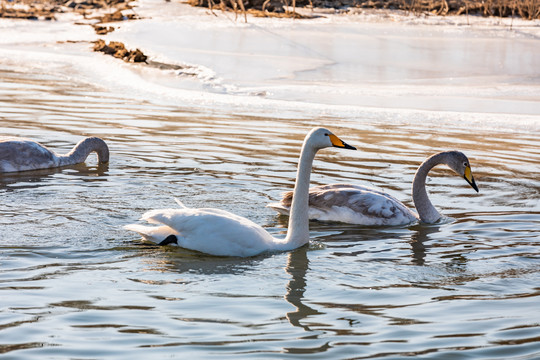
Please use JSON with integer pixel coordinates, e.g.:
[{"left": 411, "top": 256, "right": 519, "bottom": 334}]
[{"left": 0, "top": 60, "right": 539, "bottom": 359}]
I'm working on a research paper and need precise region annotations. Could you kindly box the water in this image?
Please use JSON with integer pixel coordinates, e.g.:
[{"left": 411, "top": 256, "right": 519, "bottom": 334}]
[{"left": 1, "top": 6, "right": 540, "bottom": 359}]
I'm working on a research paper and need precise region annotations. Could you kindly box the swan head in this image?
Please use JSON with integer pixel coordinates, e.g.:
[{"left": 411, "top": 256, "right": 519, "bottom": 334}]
[
  {"left": 158, "top": 234, "right": 178, "bottom": 246},
  {"left": 446, "top": 151, "right": 479, "bottom": 192},
  {"left": 307, "top": 127, "right": 356, "bottom": 151}
]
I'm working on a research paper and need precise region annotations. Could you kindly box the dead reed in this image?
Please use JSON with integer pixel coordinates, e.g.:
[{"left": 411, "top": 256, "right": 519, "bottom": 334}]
[
  {"left": 188, "top": 0, "right": 540, "bottom": 20},
  {"left": 398, "top": 0, "right": 540, "bottom": 19},
  {"left": 1, "top": 0, "right": 538, "bottom": 21}
]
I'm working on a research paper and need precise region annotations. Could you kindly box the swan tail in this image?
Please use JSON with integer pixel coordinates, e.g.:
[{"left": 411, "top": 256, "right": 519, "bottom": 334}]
[
  {"left": 125, "top": 208, "right": 186, "bottom": 244},
  {"left": 174, "top": 198, "right": 188, "bottom": 209},
  {"left": 140, "top": 208, "right": 190, "bottom": 231},
  {"left": 267, "top": 202, "right": 291, "bottom": 216},
  {"left": 124, "top": 223, "right": 178, "bottom": 243}
]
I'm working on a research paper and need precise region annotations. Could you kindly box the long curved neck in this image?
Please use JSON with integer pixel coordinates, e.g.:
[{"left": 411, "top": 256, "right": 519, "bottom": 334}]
[
  {"left": 58, "top": 137, "right": 109, "bottom": 166},
  {"left": 412, "top": 152, "right": 448, "bottom": 223},
  {"left": 279, "top": 141, "right": 316, "bottom": 250}
]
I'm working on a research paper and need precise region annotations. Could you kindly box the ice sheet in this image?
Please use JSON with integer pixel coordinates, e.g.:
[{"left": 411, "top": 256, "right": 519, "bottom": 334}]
[
  {"left": 106, "top": 1, "right": 540, "bottom": 115},
  {"left": 0, "top": 1, "right": 539, "bottom": 130}
]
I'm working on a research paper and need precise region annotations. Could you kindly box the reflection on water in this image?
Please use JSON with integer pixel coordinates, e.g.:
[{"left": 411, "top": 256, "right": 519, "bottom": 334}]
[
  {"left": 0, "top": 60, "right": 539, "bottom": 359},
  {"left": 284, "top": 248, "right": 322, "bottom": 331},
  {"left": 408, "top": 224, "right": 442, "bottom": 266},
  {"left": 0, "top": 163, "right": 109, "bottom": 191}
]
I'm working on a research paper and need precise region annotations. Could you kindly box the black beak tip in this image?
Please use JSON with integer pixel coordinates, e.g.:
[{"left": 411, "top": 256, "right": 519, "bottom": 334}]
[
  {"left": 465, "top": 176, "right": 479, "bottom": 193},
  {"left": 158, "top": 234, "right": 178, "bottom": 246},
  {"left": 343, "top": 142, "right": 356, "bottom": 150},
  {"left": 471, "top": 179, "right": 479, "bottom": 193}
]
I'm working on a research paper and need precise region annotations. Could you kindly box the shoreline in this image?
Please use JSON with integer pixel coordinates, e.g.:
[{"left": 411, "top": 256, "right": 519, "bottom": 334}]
[
  {"left": 3, "top": 0, "right": 538, "bottom": 64},
  {"left": 1, "top": 0, "right": 539, "bottom": 128},
  {"left": 1, "top": 0, "right": 540, "bottom": 23}
]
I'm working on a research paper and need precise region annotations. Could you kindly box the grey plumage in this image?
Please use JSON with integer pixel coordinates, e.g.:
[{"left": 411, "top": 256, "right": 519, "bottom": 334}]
[
  {"left": 268, "top": 151, "right": 479, "bottom": 226},
  {"left": 0, "top": 137, "right": 109, "bottom": 173}
]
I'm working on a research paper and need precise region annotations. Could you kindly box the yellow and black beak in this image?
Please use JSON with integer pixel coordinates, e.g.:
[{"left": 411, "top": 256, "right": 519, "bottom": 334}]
[
  {"left": 464, "top": 166, "right": 479, "bottom": 192},
  {"left": 329, "top": 134, "right": 356, "bottom": 150}
]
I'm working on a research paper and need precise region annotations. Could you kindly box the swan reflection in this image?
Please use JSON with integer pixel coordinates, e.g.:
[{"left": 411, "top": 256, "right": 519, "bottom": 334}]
[{"left": 284, "top": 247, "right": 322, "bottom": 330}]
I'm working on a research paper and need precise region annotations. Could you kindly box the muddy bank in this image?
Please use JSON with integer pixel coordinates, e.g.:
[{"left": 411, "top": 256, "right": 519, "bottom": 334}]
[
  {"left": 93, "top": 39, "right": 147, "bottom": 62},
  {"left": 0, "top": 0, "right": 135, "bottom": 21}
]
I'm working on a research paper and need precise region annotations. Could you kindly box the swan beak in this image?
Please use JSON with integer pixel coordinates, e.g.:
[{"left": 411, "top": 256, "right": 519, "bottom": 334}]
[
  {"left": 464, "top": 166, "right": 479, "bottom": 192},
  {"left": 158, "top": 234, "right": 178, "bottom": 246},
  {"left": 329, "top": 134, "right": 356, "bottom": 150}
]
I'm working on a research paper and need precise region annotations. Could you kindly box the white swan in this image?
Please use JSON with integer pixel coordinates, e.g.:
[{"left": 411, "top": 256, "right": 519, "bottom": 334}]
[
  {"left": 268, "top": 151, "right": 479, "bottom": 226},
  {"left": 0, "top": 137, "right": 109, "bottom": 173},
  {"left": 124, "top": 127, "right": 356, "bottom": 257}
]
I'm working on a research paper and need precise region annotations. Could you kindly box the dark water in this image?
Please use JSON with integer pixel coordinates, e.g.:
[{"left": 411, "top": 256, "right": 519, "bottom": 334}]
[{"left": 0, "top": 57, "right": 539, "bottom": 359}]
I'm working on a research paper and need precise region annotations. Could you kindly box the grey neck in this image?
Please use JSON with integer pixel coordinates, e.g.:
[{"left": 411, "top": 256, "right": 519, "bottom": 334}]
[
  {"left": 412, "top": 152, "right": 450, "bottom": 223},
  {"left": 58, "top": 137, "right": 109, "bottom": 166}
]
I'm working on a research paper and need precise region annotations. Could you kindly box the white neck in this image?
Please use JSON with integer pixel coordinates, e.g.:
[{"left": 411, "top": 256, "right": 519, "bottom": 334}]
[
  {"left": 274, "top": 141, "right": 316, "bottom": 251},
  {"left": 412, "top": 152, "right": 448, "bottom": 223}
]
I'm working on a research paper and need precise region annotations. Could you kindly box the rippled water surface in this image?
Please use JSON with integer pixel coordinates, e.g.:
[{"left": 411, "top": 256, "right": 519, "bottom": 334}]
[{"left": 1, "top": 25, "right": 540, "bottom": 359}]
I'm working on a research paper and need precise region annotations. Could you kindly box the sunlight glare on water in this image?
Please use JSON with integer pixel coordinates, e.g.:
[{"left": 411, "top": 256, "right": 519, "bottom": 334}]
[{"left": 1, "top": 12, "right": 540, "bottom": 360}]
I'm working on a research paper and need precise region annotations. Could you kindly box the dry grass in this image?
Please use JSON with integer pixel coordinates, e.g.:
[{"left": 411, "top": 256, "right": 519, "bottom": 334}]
[
  {"left": 189, "top": 0, "right": 540, "bottom": 20},
  {"left": 398, "top": 0, "right": 540, "bottom": 19},
  {"left": 0, "top": 0, "right": 134, "bottom": 20},
  {"left": 1, "top": 0, "right": 539, "bottom": 20}
]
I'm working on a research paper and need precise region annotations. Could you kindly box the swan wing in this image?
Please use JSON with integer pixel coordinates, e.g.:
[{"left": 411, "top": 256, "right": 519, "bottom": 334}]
[
  {"left": 0, "top": 137, "right": 58, "bottom": 172},
  {"left": 275, "top": 183, "right": 417, "bottom": 226},
  {"left": 128, "top": 207, "right": 276, "bottom": 257}
]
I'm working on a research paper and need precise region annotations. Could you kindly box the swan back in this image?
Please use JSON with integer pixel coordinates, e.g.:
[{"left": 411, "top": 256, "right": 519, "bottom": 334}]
[
  {"left": 0, "top": 137, "right": 58, "bottom": 172},
  {"left": 271, "top": 184, "right": 417, "bottom": 226},
  {"left": 135, "top": 207, "right": 277, "bottom": 257}
]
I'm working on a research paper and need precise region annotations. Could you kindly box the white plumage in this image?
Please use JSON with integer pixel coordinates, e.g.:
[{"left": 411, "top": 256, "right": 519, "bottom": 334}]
[
  {"left": 124, "top": 127, "right": 356, "bottom": 257},
  {"left": 126, "top": 201, "right": 277, "bottom": 257}
]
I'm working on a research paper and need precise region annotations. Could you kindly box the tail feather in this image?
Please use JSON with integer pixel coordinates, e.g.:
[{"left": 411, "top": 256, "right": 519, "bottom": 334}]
[
  {"left": 124, "top": 223, "right": 178, "bottom": 243},
  {"left": 280, "top": 191, "right": 294, "bottom": 207},
  {"left": 267, "top": 202, "right": 291, "bottom": 216},
  {"left": 174, "top": 198, "right": 188, "bottom": 208},
  {"left": 140, "top": 208, "right": 171, "bottom": 224}
]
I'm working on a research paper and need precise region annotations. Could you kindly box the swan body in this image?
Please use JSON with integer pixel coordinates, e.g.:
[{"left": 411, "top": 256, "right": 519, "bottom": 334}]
[
  {"left": 268, "top": 151, "right": 479, "bottom": 226},
  {"left": 126, "top": 201, "right": 279, "bottom": 257},
  {"left": 125, "top": 127, "right": 356, "bottom": 257},
  {"left": 269, "top": 183, "right": 418, "bottom": 226},
  {"left": 0, "top": 137, "right": 109, "bottom": 173}
]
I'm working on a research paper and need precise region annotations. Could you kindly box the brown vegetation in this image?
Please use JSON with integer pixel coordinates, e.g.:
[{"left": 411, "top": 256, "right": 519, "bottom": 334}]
[
  {"left": 188, "top": 0, "right": 540, "bottom": 19},
  {"left": 0, "top": 0, "right": 136, "bottom": 21},
  {"left": 93, "top": 39, "right": 147, "bottom": 62},
  {"left": 1, "top": 0, "right": 538, "bottom": 21},
  {"left": 0, "top": 0, "right": 60, "bottom": 19},
  {"left": 398, "top": 0, "right": 540, "bottom": 19}
]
